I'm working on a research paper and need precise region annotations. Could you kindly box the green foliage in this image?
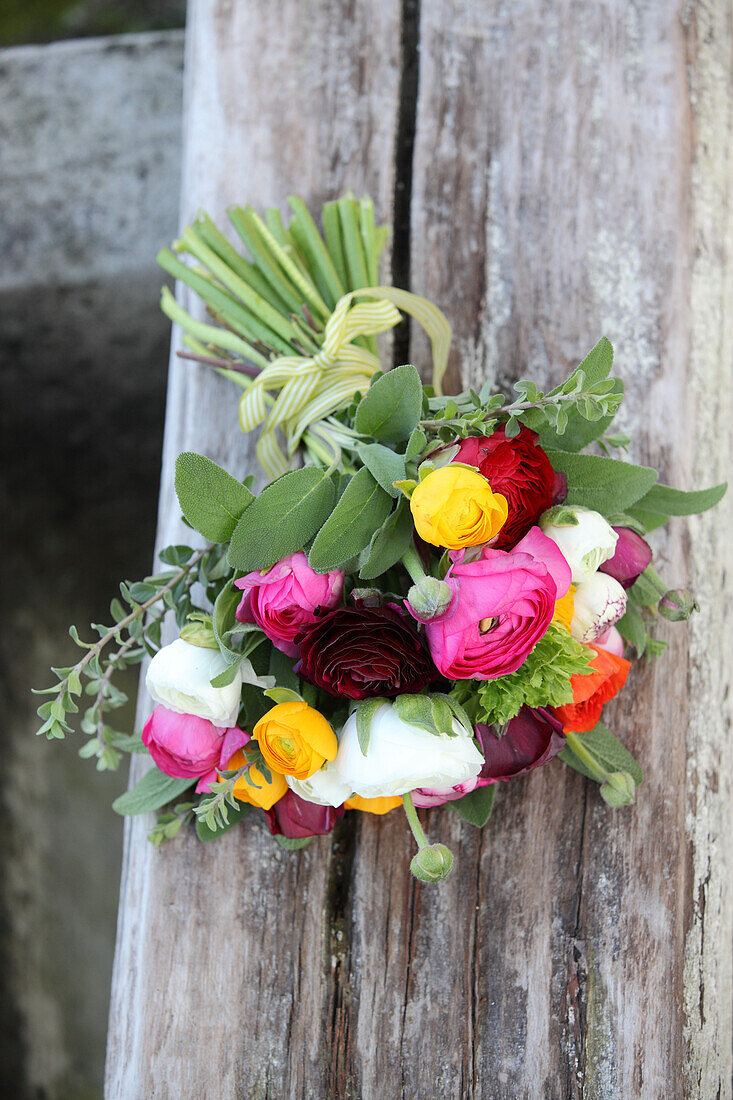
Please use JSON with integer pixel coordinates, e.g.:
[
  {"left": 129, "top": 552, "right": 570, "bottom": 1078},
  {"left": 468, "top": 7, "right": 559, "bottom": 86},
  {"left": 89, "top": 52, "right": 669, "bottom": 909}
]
[
  {"left": 174, "top": 452, "right": 253, "bottom": 542},
  {"left": 228, "top": 466, "right": 336, "bottom": 572},
  {"left": 450, "top": 624, "right": 594, "bottom": 729},
  {"left": 559, "top": 723, "right": 643, "bottom": 790},
  {"left": 526, "top": 337, "right": 623, "bottom": 451},
  {"left": 196, "top": 800, "right": 251, "bottom": 842},
  {"left": 354, "top": 364, "right": 424, "bottom": 442},
  {"left": 308, "top": 467, "right": 392, "bottom": 572},
  {"left": 358, "top": 499, "right": 414, "bottom": 580},
  {"left": 113, "top": 769, "right": 193, "bottom": 816},
  {"left": 274, "top": 835, "right": 313, "bottom": 850},
  {"left": 33, "top": 542, "right": 226, "bottom": 770},
  {"left": 392, "top": 692, "right": 468, "bottom": 738},
  {"left": 355, "top": 697, "right": 387, "bottom": 755},
  {"left": 545, "top": 451, "right": 658, "bottom": 514},
  {"left": 448, "top": 784, "right": 496, "bottom": 827},
  {"left": 356, "top": 442, "right": 406, "bottom": 496},
  {"left": 628, "top": 480, "right": 727, "bottom": 526}
]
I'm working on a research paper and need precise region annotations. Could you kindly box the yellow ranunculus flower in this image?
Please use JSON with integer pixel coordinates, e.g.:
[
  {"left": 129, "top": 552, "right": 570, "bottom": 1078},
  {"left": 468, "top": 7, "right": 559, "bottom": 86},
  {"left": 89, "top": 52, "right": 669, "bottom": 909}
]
[
  {"left": 226, "top": 748, "right": 288, "bottom": 810},
  {"left": 552, "top": 586, "right": 576, "bottom": 631},
  {"left": 409, "top": 465, "right": 508, "bottom": 549},
  {"left": 253, "top": 701, "right": 338, "bottom": 780},
  {"left": 344, "top": 794, "right": 403, "bottom": 815}
]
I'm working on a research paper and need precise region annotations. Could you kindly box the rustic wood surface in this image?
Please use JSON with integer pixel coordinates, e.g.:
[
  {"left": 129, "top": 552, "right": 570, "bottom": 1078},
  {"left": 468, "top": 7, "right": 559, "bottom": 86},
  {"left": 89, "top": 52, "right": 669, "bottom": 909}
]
[{"left": 106, "top": 2, "right": 733, "bottom": 1097}]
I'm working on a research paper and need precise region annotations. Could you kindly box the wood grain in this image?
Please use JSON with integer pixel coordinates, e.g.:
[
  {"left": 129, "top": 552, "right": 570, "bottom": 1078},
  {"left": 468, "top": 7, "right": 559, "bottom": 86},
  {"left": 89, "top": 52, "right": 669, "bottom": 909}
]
[
  {"left": 104, "top": 1, "right": 402, "bottom": 1096},
  {"left": 106, "top": 1, "right": 733, "bottom": 1097}
]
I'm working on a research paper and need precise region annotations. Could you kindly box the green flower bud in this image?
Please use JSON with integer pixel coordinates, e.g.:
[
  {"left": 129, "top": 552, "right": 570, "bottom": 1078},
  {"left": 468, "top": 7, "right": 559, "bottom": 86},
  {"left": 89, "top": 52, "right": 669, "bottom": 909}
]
[
  {"left": 410, "top": 843, "right": 454, "bottom": 883},
  {"left": 600, "top": 771, "right": 636, "bottom": 807},
  {"left": 658, "top": 589, "right": 698, "bottom": 622},
  {"left": 406, "top": 577, "right": 454, "bottom": 623},
  {"left": 179, "top": 615, "right": 219, "bottom": 650}
]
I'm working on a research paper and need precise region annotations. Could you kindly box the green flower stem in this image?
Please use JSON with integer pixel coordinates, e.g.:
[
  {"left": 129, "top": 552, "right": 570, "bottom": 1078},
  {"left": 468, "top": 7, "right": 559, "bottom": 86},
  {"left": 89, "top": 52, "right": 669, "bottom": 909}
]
[
  {"left": 564, "top": 732, "right": 610, "bottom": 784},
  {"left": 401, "top": 544, "right": 428, "bottom": 585},
  {"left": 402, "top": 791, "right": 429, "bottom": 849}
]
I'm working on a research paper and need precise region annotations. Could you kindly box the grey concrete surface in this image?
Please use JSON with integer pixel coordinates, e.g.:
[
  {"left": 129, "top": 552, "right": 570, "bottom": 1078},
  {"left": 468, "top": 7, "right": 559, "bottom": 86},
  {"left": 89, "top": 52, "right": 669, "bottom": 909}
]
[{"left": 0, "top": 31, "right": 184, "bottom": 1098}]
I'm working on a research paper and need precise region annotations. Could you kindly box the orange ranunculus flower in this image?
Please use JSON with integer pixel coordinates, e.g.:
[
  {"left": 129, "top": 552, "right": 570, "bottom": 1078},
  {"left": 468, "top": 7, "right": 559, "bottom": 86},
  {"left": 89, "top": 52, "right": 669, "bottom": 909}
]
[
  {"left": 226, "top": 748, "right": 288, "bottom": 810},
  {"left": 409, "top": 465, "right": 508, "bottom": 549},
  {"left": 344, "top": 794, "right": 403, "bottom": 815},
  {"left": 552, "top": 586, "right": 575, "bottom": 631},
  {"left": 253, "top": 700, "right": 338, "bottom": 780},
  {"left": 554, "top": 645, "right": 631, "bottom": 733}
]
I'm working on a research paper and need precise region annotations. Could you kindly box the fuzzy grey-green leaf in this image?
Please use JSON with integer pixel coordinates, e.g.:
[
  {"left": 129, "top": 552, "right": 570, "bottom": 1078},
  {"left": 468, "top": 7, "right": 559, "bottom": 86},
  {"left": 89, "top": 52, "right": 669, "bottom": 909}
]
[
  {"left": 228, "top": 467, "right": 336, "bottom": 571},
  {"left": 175, "top": 452, "right": 254, "bottom": 542},
  {"left": 113, "top": 769, "right": 194, "bottom": 816},
  {"left": 309, "top": 467, "right": 392, "bottom": 572},
  {"left": 354, "top": 364, "right": 423, "bottom": 442},
  {"left": 545, "top": 451, "right": 657, "bottom": 513}
]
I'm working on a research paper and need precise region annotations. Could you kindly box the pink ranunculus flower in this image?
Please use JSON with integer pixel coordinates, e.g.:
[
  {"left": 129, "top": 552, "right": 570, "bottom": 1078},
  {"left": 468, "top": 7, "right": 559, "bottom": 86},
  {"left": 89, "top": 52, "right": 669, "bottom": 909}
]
[
  {"left": 412, "top": 776, "right": 481, "bottom": 808},
  {"left": 195, "top": 725, "right": 252, "bottom": 793},
  {"left": 235, "top": 551, "right": 344, "bottom": 657},
  {"left": 420, "top": 526, "right": 572, "bottom": 680},
  {"left": 142, "top": 705, "right": 246, "bottom": 791}
]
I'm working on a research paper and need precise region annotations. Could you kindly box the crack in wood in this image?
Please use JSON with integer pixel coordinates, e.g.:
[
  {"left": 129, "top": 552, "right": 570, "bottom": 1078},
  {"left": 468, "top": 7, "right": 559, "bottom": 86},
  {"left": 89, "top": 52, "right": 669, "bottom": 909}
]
[{"left": 391, "top": 0, "right": 421, "bottom": 367}]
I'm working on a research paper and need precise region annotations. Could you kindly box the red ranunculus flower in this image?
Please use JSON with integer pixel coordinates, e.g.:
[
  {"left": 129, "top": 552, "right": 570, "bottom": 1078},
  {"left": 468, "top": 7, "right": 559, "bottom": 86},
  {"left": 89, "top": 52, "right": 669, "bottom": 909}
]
[
  {"left": 263, "top": 788, "right": 344, "bottom": 839},
  {"left": 553, "top": 645, "right": 631, "bottom": 732},
  {"left": 454, "top": 427, "right": 558, "bottom": 549},
  {"left": 297, "top": 605, "right": 437, "bottom": 700},
  {"left": 475, "top": 706, "right": 566, "bottom": 782}
]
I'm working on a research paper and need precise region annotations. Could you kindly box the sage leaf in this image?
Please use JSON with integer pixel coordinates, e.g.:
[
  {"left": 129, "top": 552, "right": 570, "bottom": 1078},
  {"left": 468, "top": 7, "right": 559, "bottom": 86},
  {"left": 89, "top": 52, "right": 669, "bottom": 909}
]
[
  {"left": 309, "top": 467, "right": 392, "bottom": 572},
  {"left": 545, "top": 451, "right": 657, "bottom": 513},
  {"left": 113, "top": 769, "right": 194, "bottom": 816},
  {"left": 630, "top": 480, "right": 727, "bottom": 518},
  {"left": 354, "top": 364, "right": 423, "bottom": 442},
  {"left": 228, "top": 467, "right": 336, "bottom": 572},
  {"left": 558, "top": 722, "right": 643, "bottom": 786},
  {"left": 358, "top": 500, "right": 414, "bottom": 580},
  {"left": 449, "top": 784, "right": 495, "bottom": 828},
  {"left": 356, "top": 697, "right": 387, "bottom": 756},
  {"left": 175, "top": 452, "right": 254, "bottom": 542},
  {"left": 356, "top": 442, "right": 406, "bottom": 497}
]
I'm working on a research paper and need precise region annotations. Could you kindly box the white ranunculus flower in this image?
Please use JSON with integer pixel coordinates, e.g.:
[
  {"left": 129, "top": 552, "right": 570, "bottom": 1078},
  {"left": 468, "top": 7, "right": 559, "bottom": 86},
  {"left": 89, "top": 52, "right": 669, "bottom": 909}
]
[
  {"left": 286, "top": 761, "right": 353, "bottom": 807},
  {"left": 333, "top": 702, "right": 484, "bottom": 800},
  {"left": 571, "top": 573, "right": 628, "bottom": 643},
  {"left": 540, "top": 505, "right": 618, "bottom": 583},
  {"left": 145, "top": 638, "right": 242, "bottom": 726}
]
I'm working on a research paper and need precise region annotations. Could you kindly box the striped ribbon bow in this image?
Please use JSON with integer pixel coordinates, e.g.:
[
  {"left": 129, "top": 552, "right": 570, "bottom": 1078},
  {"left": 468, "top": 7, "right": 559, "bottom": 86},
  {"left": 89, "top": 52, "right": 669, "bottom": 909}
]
[{"left": 238, "top": 286, "right": 451, "bottom": 478}]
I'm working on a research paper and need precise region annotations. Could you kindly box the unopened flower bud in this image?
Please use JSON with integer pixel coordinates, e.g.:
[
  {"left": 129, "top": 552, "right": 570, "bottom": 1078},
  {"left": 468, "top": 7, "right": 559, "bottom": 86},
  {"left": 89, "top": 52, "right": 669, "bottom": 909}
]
[
  {"left": 406, "top": 577, "right": 454, "bottom": 623},
  {"left": 179, "top": 615, "right": 219, "bottom": 650},
  {"left": 410, "top": 843, "right": 454, "bottom": 882},
  {"left": 570, "top": 573, "right": 628, "bottom": 643},
  {"left": 600, "top": 771, "right": 636, "bottom": 807},
  {"left": 658, "top": 589, "right": 698, "bottom": 622},
  {"left": 350, "top": 587, "right": 383, "bottom": 609}
]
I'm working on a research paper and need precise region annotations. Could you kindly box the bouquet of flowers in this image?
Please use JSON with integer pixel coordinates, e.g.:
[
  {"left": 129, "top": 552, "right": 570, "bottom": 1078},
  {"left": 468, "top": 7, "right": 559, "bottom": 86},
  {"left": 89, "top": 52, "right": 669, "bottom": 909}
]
[{"left": 35, "top": 194, "right": 726, "bottom": 882}]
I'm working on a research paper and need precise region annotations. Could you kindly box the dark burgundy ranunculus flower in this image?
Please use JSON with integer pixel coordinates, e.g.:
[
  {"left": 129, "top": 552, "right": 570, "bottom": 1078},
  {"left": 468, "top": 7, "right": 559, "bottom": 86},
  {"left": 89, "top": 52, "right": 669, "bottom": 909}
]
[
  {"left": 475, "top": 706, "right": 565, "bottom": 782},
  {"left": 454, "top": 427, "right": 557, "bottom": 549},
  {"left": 599, "top": 526, "right": 652, "bottom": 589},
  {"left": 263, "top": 789, "right": 344, "bottom": 839},
  {"left": 297, "top": 605, "right": 437, "bottom": 700}
]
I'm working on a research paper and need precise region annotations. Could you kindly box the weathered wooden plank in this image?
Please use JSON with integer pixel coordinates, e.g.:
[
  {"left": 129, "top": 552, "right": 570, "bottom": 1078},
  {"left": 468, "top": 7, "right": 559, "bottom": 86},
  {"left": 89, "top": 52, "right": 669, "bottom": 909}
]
[
  {"left": 104, "top": 1, "right": 403, "bottom": 1096},
  {"left": 408, "top": 2, "right": 733, "bottom": 1096},
  {"left": 107, "top": 1, "right": 733, "bottom": 1097}
]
